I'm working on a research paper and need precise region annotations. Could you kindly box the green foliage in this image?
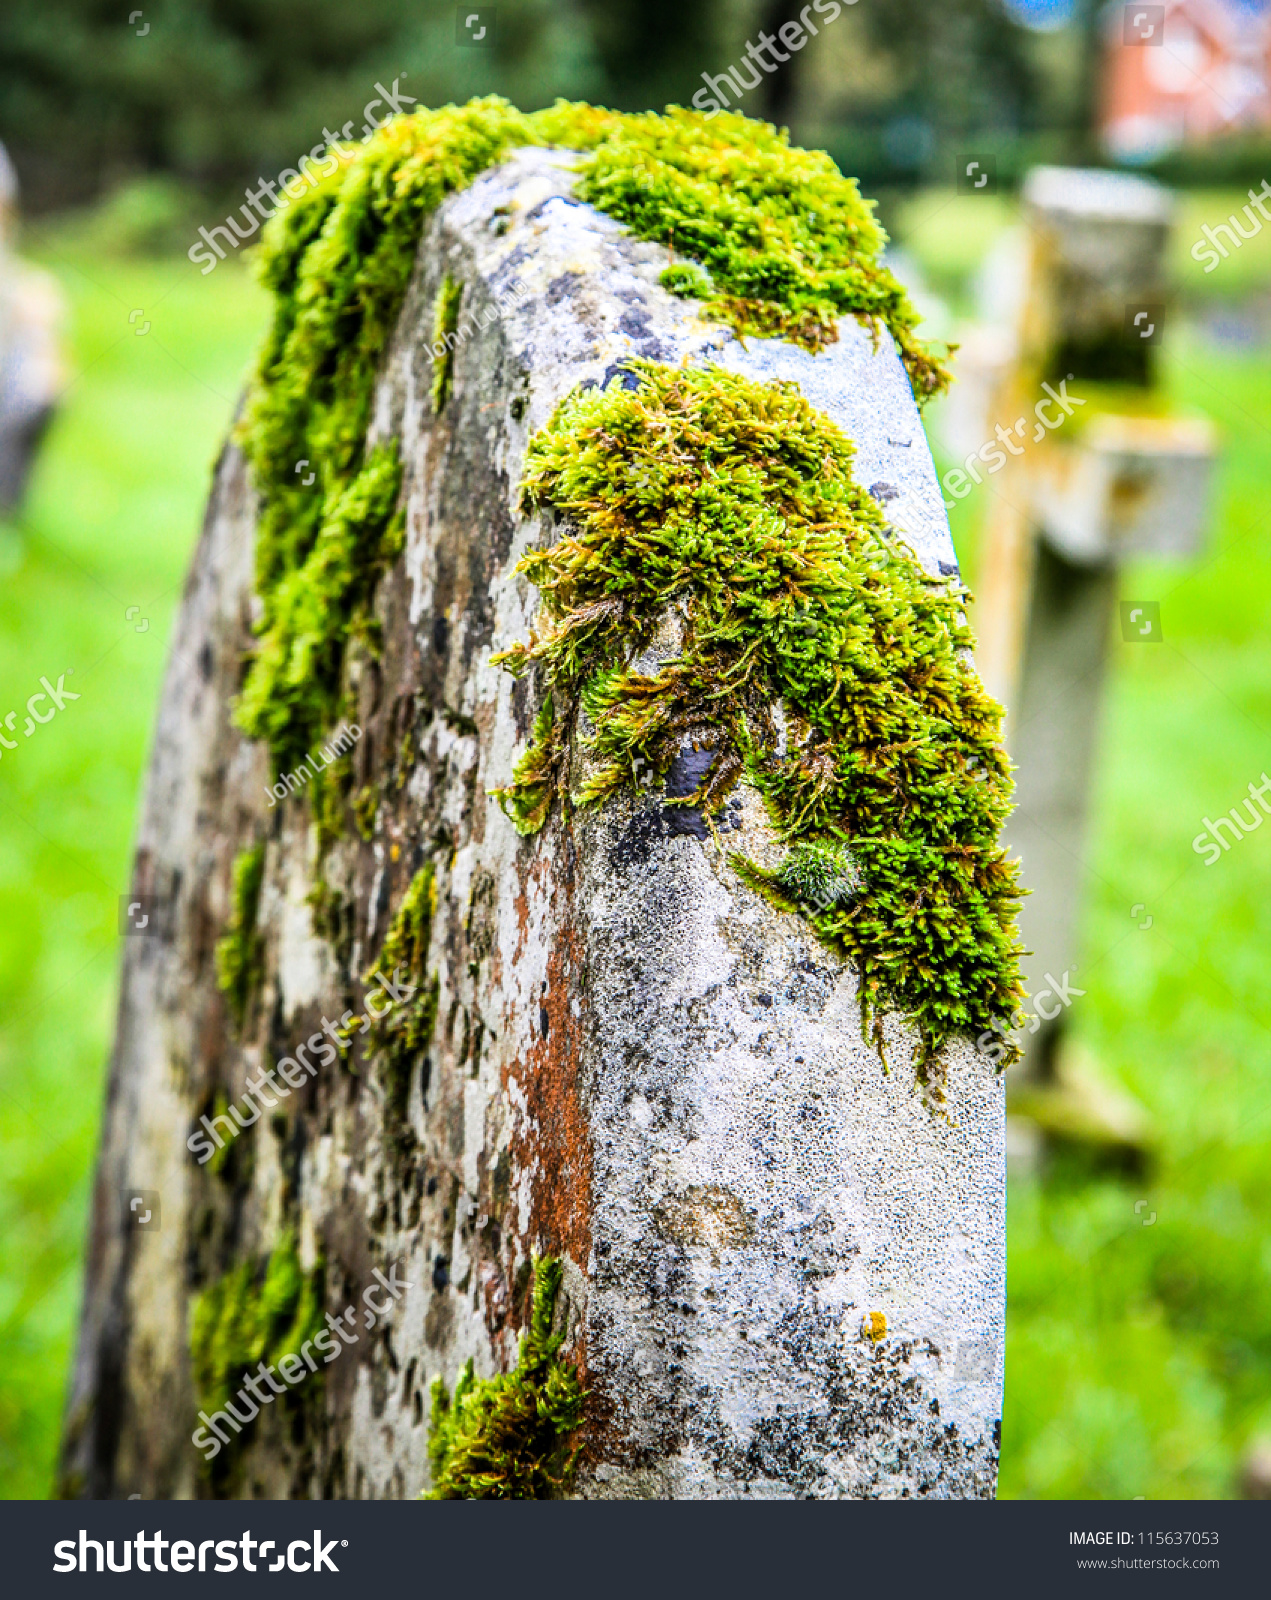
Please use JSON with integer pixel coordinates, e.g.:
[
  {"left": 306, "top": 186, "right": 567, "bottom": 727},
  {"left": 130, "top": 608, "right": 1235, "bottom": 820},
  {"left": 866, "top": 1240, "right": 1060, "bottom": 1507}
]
[
  {"left": 214, "top": 844, "right": 265, "bottom": 1027},
  {"left": 0, "top": 0, "right": 599, "bottom": 210},
  {"left": 426, "top": 1257, "right": 584, "bottom": 1499},
  {"left": 494, "top": 361, "right": 1023, "bottom": 1072},
  {"left": 189, "top": 1232, "right": 325, "bottom": 1424},
  {"left": 233, "top": 99, "right": 946, "bottom": 793}
]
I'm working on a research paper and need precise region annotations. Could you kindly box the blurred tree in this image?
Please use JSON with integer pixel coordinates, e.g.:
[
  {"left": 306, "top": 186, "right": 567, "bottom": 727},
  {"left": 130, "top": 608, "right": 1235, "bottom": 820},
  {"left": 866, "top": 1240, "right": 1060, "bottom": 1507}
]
[
  {"left": 0, "top": 0, "right": 1092, "bottom": 213},
  {"left": 754, "top": 0, "right": 806, "bottom": 125},
  {"left": 0, "top": 0, "right": 601, "bottom": 209},
  {"left": 856, "top": 0, "right": 1039, "bottom": 151},
  {"left": 575, "top": 0, "right": 730, "bottom": 114}
]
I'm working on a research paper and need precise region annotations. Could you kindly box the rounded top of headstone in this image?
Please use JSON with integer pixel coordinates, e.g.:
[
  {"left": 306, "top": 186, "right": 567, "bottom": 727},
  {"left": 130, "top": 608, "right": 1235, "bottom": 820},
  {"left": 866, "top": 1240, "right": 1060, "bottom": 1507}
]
[{"left": 1023, "top": 164, "right": 1174, "bottom": 225}]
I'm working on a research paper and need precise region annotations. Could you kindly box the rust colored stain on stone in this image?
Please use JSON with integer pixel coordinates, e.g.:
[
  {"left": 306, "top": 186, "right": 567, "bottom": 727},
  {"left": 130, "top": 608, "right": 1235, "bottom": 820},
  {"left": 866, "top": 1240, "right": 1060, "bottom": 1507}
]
[{"left": 506, "top": 853, "right": 593, "bottom": 1281}]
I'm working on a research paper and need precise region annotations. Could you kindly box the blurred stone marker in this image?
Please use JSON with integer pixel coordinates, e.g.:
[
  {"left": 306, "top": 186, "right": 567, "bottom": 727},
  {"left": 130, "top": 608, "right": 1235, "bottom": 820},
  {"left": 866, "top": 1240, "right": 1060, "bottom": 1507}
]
[
  {"left": 0, "top": 142, "right": 64, "bottom": 514},
  {"left": 943, "top": 166, "right": 1217, "bottom": 1156}
]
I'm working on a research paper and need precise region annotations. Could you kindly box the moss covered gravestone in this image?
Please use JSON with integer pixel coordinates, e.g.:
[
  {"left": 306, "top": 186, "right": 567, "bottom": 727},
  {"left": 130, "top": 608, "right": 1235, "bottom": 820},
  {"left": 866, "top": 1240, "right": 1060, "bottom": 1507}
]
[{"left": 61, "top": 102, "right": 1022, "bottom": 1500}]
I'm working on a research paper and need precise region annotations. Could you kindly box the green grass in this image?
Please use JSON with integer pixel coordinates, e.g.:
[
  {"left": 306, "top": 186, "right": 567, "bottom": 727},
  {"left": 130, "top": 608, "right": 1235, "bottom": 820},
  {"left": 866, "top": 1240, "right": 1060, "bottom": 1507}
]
[
  {"left": 0, "top": 235, "right": 265, "bottom": 1497},
  {"left": 2, "top": 183, "right": 1269, "bottom": 1498}
]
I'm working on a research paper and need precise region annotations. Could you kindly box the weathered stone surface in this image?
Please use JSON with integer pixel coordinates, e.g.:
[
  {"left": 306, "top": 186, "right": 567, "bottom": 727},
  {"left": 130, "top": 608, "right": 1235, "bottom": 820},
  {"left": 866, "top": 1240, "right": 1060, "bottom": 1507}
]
[{"left": 62, "top": 147, "right": 1004, "bottom": 1500}]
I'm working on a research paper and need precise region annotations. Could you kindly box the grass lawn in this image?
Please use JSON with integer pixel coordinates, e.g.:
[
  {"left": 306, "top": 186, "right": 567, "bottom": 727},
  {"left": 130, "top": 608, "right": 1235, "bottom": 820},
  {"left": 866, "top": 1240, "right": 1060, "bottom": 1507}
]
[{"left": 0, "top": 186, "right": 1267, "bottom": 1499}]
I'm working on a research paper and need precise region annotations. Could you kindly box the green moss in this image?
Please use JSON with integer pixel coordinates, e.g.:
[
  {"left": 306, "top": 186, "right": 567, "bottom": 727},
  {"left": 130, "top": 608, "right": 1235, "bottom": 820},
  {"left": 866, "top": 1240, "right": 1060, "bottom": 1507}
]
[
  {"left": 363, "top": 866, "right": 441, "bottom": 1122},
  {"left": 214, "top": 843, "right": 265, "bottom": 1027},
  {"left": 492, "top": 362, "right": 1024, "bottom": 1075},
  {"left": 430, "top": 274, "right": 464, "bottom": 412},
  {"left": 775, "top": 840, "right": 861, "bottom": 910},
  {"left": 352, "top": 781, "right": 379, "bottom": 841},
  {"left": 232, "top": 98, "right": 944, "bottom": 794},
  {"left": 189, "top": 1231, "right": 324, "bottom": 1427},
  {"left": 205, "top": 1091, "right": 235, "bottom": 1179},
  {"left": 235, "top": 442, "right": 402, "bottom": 777},
  {"left": 495, "top": 693, "right": 557, "bottom": 835},
  {"left": 425, "top": 1256, "right": 584, "bottom": 1499},
  {"left": 550, "top": 103, "right": 950, "bottom": 398}
]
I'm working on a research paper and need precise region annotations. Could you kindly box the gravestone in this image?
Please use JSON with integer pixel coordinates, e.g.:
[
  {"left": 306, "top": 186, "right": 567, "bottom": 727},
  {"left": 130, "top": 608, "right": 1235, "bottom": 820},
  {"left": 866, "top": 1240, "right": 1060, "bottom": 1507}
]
[
  {"left": 949, "top": 167, "right": 1215, "bottom": 1126},
  {"left": 61, "top": 112, "right": 1016, "bottom": 1500}
]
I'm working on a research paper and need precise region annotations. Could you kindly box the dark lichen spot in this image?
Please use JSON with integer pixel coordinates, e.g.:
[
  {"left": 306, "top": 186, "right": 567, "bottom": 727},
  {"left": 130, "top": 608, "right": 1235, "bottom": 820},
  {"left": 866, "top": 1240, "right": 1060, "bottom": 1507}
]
[{"left": 425, "top": 1256, "right": 584, "bottom": 1499}]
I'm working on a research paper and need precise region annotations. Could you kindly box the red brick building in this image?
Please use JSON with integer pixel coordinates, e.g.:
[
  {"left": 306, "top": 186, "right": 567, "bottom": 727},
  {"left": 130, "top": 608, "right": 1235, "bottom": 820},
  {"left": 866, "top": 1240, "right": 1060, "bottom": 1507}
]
[{"left": 1102, "top": 0, "right": 1271, "bottom": 161}]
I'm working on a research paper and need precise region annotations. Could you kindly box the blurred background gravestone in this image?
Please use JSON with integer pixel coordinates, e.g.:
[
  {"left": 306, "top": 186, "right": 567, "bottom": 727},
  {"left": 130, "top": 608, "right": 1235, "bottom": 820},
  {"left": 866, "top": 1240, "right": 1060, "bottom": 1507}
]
[
  {"left": 943, "top": 164, "right": 1218, "bottom": 1163},
  {"left": 0, "top": 142, "right": 63, "bottom": 514}
]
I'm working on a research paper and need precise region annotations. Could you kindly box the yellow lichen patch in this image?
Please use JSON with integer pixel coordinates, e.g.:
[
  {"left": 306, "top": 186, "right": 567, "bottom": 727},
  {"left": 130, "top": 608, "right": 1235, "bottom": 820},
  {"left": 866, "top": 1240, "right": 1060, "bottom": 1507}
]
[{"left": 863, "top": 1310, "right": 887, "bottom": 1343}]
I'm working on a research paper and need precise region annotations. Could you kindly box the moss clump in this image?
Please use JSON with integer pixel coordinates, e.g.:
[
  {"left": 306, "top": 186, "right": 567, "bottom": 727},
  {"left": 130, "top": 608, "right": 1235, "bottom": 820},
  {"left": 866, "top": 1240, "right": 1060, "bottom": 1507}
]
[
  {"left": 776, "top": 840, "right": 860, "bottom": 911},
  {"left": 352, "top": 781, "right": 379, "bottom": 842},
  {"left": 554, "top": 103, "right": 949, "bottom": 399},
  {"left": 493, "top": 362, "right": 1024, "bottom": 1073},
  {"left": 425, "top": 1257, "right": 584, "bottom": 1499},
  {"left": 233, "top": 98, "right": 945, "bottom": 793},
  {"left": 363, "top": 866, "right": 441, "bottom": 1121},
  {"left": 235, "top": 441, "right": 403, "bottom": 778},
  {"left": 189, "top": 1231, "right": 325, "bottom": 1425},
  {"left": 214, "top": 843, "right": 265, "bottom": 1027},
  {"left": 430, "top": 273, "right": 464, "bottom": 412}
]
